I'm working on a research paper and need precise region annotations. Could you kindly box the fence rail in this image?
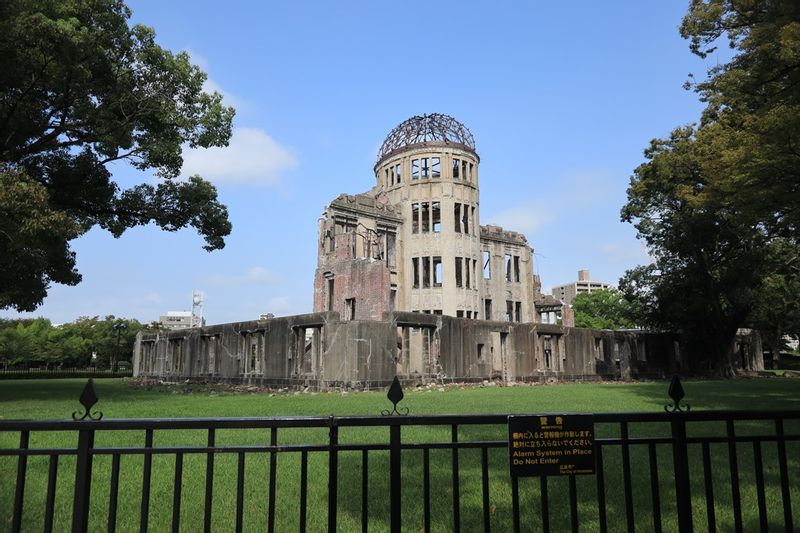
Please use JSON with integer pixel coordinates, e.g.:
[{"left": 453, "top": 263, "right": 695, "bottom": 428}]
[{"left": 1, "top": 378, "right": 798, "bottom": 532}]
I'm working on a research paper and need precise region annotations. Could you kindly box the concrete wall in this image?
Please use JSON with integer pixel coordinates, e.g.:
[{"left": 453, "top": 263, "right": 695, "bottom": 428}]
[{"left": 135, "top": 314, "right": 764, "bottom": 388}]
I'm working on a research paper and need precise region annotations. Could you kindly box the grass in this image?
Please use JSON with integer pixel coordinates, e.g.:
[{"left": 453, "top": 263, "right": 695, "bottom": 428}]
[{"left": 1, "top": 377, "right": 799, "bottom": 532}]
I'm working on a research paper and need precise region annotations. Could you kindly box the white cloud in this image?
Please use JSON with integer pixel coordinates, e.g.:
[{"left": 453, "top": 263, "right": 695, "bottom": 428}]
[
  {"left": 203, "top": 266, "right": 278, "bottom": 287},
  {"left": 485, "top": 207, "right": 553, "bottom": 235},
  {"left": 181, "top": 127, "right": 297, "bottom": 184}
]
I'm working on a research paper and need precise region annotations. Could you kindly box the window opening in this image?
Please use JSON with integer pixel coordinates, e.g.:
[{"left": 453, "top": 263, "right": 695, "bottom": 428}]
[
  {"left": 455, "top": 257, "right": 462, "bottom": 287},
  {"left": 454, "top": 203, "right": 461, "bottom": 232},
  {"left": 506, "top": 300, "right": 513, "bottom": 322},
  {"left": 477, "top": 343, "right": 484, "bottom": 359},
  {"left": 412, "top": 159, "right": 419, "bottom": 179},
  {"left": 395, "top": 163, "right": 402, "bottom": 183},
  {"left": 432, "top": 202, "right": 441, "bottom": 232},
  {"left": 483, "top": 251, "right": 491, "bottom": 279},
  {"left": 412, "top": 203, "right": 419, "bottom": 234},
  {"left": 514, "top": 256, "right": 521, "bottom": 282},
  {"left": 484, "top": 299, "right": 492, "bottom": 320},
  {"left": 327, "top": 277, "right": 335, "bottom": 311},
  {"left": 466, "top": 311, "right": 472, "bottom": 319},
  {"left": 457, "top": 310, "right": 464, "bottom": 318},
  {"left": 421, "top": 202, "right": 430, "bottom": 232},
  {"left": 465, "top": 257, "right": 471, "bottom": 288},
  {"left": 390, "top": 287, "right": 397, "bottom": 310},
  {"left": 431, "top": 157, "right": 441, "bottom": 178},
  {"left": 462, "top": 204, "right": 469, "bottom": 234},
  {"left": 515, "top": 302, "right": 521, "bottom": 322},
  {"left": 346, "top": 298, "right": 356, "bottom": 320},
  {"left": 469, "top": 163, "right": 474, "bottom": 181},
  {"left": 422, "top": 257, "right": 431, "bottom": 288},
  {"left": 421, "top": 158, "right": 429, "bottom": 178},
  {"left": 471, "top": 207, "right": 476, "bottom": 234},
  {"left": 505, "top": 254, "right": 512, "bottom": 282},
  {"left": 462, "top": 161, "right": 467, "bottom": 182},
  {"left": 412, "top": 258, "right": 419, "bottom": 288},
  {"left": 473, "top": 259, "right": 478, "bottom": 287},
  {"left": 452, "top": 158, "right": 460, "bottom": 178},
  {"left": 433, "top": 257, "right": 442, "bottom": 287}
]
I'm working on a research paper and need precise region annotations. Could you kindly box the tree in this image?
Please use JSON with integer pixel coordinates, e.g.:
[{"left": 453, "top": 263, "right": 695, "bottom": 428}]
[
  {"left": 571, "top": 289, "right": 636, "bottom": 330},
  {"left": 620, "top": 1, "right": 800, "bottom": 375},
  {"left": 0, "top": 0, "right": 235, "bottom": 311}
]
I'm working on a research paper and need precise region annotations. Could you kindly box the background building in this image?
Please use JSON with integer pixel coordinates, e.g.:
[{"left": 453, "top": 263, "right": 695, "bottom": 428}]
[
  {"left": 313, "top": 114, "right": 536, "bottom": 322},
  {"left": 551, "top": 270, "right": 612, "bottom": 305}
]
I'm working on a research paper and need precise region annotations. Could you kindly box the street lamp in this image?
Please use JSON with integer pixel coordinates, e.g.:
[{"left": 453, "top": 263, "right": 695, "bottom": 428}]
[{"left": 112, "top": 321, "right": 128, "bottom": 372}]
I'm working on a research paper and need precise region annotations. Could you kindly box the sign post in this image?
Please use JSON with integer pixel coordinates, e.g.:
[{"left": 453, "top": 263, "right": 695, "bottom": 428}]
[{"left": 508, "top": 414, "right": 595, "bottom": 477}]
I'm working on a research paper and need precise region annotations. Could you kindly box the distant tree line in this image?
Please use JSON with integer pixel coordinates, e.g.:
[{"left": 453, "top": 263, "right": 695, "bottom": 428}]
[{"left": 0, "top": 316, "right": 149, "bottom": 369}]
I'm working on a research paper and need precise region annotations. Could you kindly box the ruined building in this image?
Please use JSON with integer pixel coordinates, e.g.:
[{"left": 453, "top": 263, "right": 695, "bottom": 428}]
[
  {"left": 313, "top": 114, "right": 535, "bottom": 322},
  {"left": 133, "top": 115, "right": 764, "bottom": 386}
]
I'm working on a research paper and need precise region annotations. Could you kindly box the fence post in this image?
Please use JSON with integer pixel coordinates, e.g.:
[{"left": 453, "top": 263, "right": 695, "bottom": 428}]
[
  {"left": 671, "top": 416, "right": 693, "bottom": 532},
  {"left": 390, "top": 422, "right": 401, "bottom": 533},
  {"left": 71, "top": 428, "right": 95, "bottom": 533},
  {"left": 327, "top": 416, "right": 339, "bottom": 532},
  {"left": 666, "top": 375, "right": 692, "bottom": 532}
]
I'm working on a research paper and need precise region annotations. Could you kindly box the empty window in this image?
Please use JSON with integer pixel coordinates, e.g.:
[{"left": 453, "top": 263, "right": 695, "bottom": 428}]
[
  {"left": 515, "top": 302, "right": 521, "bottom": 322},
  {"left": 412, "top": 159, "right": 420, "bottom": 179},
  {"left": 346, "top": 298, "right": 356, "bottom": 320},
  {"left": 421, "top": 202, "right": 430, "bottom": 232},
  {"left": 484, "top": 299, "right": 492, "bottom": 320},
  {"left": 431, "top": 157, "right": 441, "bottom": 178},
  {"left": 505, "top": 254, "right": 512, "bottom": 282},
  {"left": 471, "top": 207, "right": 476, "bottom": 234},
  {"left": 327, "top": 277, "right": 335, "bottom": 311},
  {"left": 433, "top": 256, "right": 442, "bottom": 287},
  {"left": 477, "top": 343, "right": 484, "bottom": 359},
  {"left": 386, "top": 232, "right": 397, "bottom": 267},
  {"left": 390, "top": 287, "right": 397, "bottom": 310},
  {"left": 413, "top": 258, "right": 419, "bottom": 288},
  {"left": 412, "top": 203, "right": 419, "bottom": 234},
  {"left": 395, "top": 163, "right": 402, "bottom": 183},
  {"left": 465, "top": 257, "right": 471, "bottom": 288},
  {"left": 473, "top": 259, "right": 478, "bottom": 287},
  {"left": 514, "top": 256, "right": 521, "bottom": 282},
  {"left": 433, "top": 309, "right": 442, "bottom": 315},
  {"left": 452, "top": 158, "right": 460, "bottom": 178},
  {"left": 457, "top": 310, "right": 464, "bottom": 318},
  {"left": 454, "top": 203, "right": 461, "bottom": 233},
  {"left": 483, "top": 251, "right": 491, "bottom": 279},
  {"left": 462, "top": 161, "right": 468, "bottom": 182},
  {"left": 432, "top": 202, "right": 441, "bottom": 232},
  {"left": 506, "top": 300, "right": 513, "bottom": 322},
  {"left": 455, "top": 257, "right": 462, "bottom": 287},
  {"left": 421, "top": 158, "right": 429, "bottom": 178},
  {"left": 462, "top": 204, "right": 469, "bottom": 234},
  {"left": 385, "top": 168, "right": 390, "bottom": 187},
  {"left": 422, "top": 257, "right": 431, "bottom": 288},
  {"left": 469, "top": 163, "right": 474, "bottom": 181}
]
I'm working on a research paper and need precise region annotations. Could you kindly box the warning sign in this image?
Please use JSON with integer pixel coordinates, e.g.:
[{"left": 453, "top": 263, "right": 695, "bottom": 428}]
[{"left": 508, "top": 414, "right": 595, "bottom": 477}]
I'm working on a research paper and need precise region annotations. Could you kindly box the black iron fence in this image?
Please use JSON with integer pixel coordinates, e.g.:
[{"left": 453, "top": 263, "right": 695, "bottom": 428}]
[
  {"left": 0, "top": 367, "right": 132, "bottom": 380},
  {"left": 1, "top": 378, "right": 798, "bottom": 532}
]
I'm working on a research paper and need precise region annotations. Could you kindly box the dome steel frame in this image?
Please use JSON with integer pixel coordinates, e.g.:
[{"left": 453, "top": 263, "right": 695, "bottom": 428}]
[{"left": 377, "top": 113, "right": 475, "bottom": 161}]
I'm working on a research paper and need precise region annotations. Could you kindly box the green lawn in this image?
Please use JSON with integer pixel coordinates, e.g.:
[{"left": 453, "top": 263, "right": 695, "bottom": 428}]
[{"left": 1, "top": 378, "right": 799, "bottom": 532}]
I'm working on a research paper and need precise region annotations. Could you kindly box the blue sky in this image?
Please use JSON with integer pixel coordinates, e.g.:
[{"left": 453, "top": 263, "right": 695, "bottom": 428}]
[{"left": 3, "top": 1, "right": 725, "bottom": 325}]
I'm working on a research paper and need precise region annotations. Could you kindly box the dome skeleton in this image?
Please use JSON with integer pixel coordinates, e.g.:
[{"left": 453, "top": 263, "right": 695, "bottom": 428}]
[{"left": 377, "top": 113, "right": 476, "bottom": 161}]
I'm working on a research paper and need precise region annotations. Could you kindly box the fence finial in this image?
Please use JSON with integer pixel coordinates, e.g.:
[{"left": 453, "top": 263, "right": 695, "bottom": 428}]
[
  {"left": 381, "top": 376, "right": 409, "bottom": 416},
  {"left": 665, "top": 374, "right": 690, "bottom": 413},
  {"left": 72, "top": 378, "right": 103, "bottom": 420}
]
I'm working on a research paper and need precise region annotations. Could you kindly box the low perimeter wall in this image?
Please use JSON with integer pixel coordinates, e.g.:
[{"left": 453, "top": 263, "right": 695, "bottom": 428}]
[{"left": 133, "top": 312, "right": 763, "bottom": 388}]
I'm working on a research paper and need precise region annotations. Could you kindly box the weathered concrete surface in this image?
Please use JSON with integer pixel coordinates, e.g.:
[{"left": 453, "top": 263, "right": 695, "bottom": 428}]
[{"left": 134, "top": 313, "right": 763, "bottom": 388}]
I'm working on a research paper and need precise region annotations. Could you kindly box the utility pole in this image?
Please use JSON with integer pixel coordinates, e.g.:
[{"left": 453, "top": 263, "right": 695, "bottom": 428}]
[{"left": 112, "top": 321, "right": 128, "bottom": 372}]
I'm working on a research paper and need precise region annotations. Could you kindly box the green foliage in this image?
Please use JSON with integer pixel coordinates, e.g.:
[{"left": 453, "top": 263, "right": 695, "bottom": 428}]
[
  {"left": 621, "top": 1, "right": 800, "bottom": 374},
  {"left": 0, "top": 316, "right": 144, "bottom": 368},
  {"left": 0, "top": 0, "right": 234, "bottom": 311},
  {"left": 571, "top": 289, "right": 636, "bottom": 330}
]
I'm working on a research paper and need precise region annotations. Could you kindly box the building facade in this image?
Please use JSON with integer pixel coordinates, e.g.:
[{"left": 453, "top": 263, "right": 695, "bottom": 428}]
[
  {"left": 551, "top": 269, "right": 612, "bottom": 305},
  {"left": 313, "top": 114, "right": 535, "bottom": 323}
]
